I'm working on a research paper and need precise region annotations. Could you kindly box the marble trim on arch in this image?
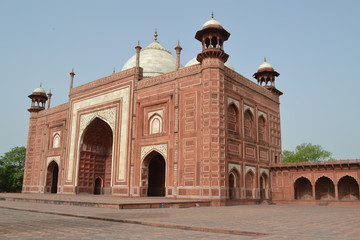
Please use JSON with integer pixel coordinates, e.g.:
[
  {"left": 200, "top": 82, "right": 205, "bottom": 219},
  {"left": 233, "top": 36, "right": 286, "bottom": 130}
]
[
  {"left": 228, "top": 163, "right": 241, "bottom": 174},
  {"left": 258, "top": 111, "right": 268, "bottom": 120},
  {"left": 47, "top": 156, "right": 60, "bottom": 166},
  {"left": 244, "top": 104, "right": 254, "bottom": 115},
  {"left": 245, "top": 166, "right": 256, "bottom": 175},
  {"left": 260, "top": 168, "right": 269, "bottom": 177},
  {"left": 227, "top": 97, "right": 240, "bottom": 109},
  {"left": 141, "top": 144, "right": 168, "bottom": 160}
]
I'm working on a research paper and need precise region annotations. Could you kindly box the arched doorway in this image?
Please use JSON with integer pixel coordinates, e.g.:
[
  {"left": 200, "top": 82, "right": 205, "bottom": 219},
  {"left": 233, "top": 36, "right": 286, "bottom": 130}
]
[
  {"left": 315, "top": 176, "right": 335, "bottom": 200},
  {"left": 294, "top": 177, "right": 313, "bottom": 200},
  {"left": 94, "top": 177, "right": 102, "bottom": 195},
  {"left": 228, "top": 170, "right": 239, "bottom": 200},
  {"left": 45, "top": 161, "right": 59, "bottom": 193},
  {"left": 338, "top": 176, "right": 359, "bottom": 200},
  {"left": 78, "top": 118, "right": 113, "bottom": 194},
  {"left": 245, "top": 171, "right": 255, "bottom": 199},
  {"left": 142, "top": 151, "right": 166, "bottom": 197},
  {"left": 260, "top": 173, "right": 268, "bottom": 200}
]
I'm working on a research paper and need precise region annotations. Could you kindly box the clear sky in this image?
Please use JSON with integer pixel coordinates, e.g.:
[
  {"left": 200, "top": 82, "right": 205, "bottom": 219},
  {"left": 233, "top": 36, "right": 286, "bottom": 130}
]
[{"left": 0, "top": 0, "right": 359, "bottom": 159}]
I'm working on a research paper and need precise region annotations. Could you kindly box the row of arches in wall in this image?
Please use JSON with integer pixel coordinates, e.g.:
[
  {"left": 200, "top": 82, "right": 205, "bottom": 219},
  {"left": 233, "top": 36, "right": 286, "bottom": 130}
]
[
  {"left": 228, "top": 168, "right": 269, "bottom": 200},
  {"left": 227, "top": 104, "right": 267, "bottom": 141},
  {"left": 294, "top": 176, "right": 359, "bottom": 201}
]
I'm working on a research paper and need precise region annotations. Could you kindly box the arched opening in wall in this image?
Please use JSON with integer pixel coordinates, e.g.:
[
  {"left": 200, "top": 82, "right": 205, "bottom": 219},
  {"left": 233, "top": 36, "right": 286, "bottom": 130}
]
[
  {"left": 228, "top": 170, "right": 239, "bottom": 200},
  {"left": 94, "top": 177, "right": 102, "bottom": 195},
  {"left": 45, "top": 161, "right": 59, "bottom": 194},
  {"left": 315, "top": 176, "right": 335, "bottom": 200},
  {"left": 78, "top": 118, "right": 113, "bottom": 195},
  {"left": 245, "top": 170, "right": 255, "bottom": 199},
  {"left": 294, "top": 177, "right": 313, "bottom": 200},
  {"left": 338, "top": 176, "right": 359, "bottom": 200},
  {"left": 258, "top": 116, "right": 266, "bottom": 142},
  {"left": 244, "top": 110, "right": 254, "bottom": 139},
  {"left": 142, "top": 151, "right": 166, "bottom": 197},
  {"left": 260, "top": 173, "right": 268, "bottom": 200},
  {"left": 227, "top": 104, "right": 239, "bottom": 134},
  {"left": 149, "top": 114, "right": 163, "bottom": 134}
]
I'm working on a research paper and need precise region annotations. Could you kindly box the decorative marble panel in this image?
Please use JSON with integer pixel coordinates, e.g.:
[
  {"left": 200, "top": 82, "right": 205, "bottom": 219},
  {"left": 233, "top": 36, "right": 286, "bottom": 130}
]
[
  {"left": 141, "top": 144, "right": 167, "bottom": 160},
  {"left": 244, "top": 104, "right": 254, "bottom": 114},
  {"left": 227, "top": 97, "right": 240, "bottom": 109},
  {"left": 245, "top": 166, "right": 256, "bottom": 175},
  {"left": 47, "top": 156, "right": 60, "bottom": 166},
  {"left": 260, "top": 168, "right": 269, "bottom": 177},
  {"left": 228, "top": 163, "right": 241, "bottom": 174}
]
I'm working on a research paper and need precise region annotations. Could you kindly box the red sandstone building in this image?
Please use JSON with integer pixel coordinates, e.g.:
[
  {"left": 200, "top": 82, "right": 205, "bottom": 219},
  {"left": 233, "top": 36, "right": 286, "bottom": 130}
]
[{"left": 23, "top": 17, "right": 359, "bottom": 205}]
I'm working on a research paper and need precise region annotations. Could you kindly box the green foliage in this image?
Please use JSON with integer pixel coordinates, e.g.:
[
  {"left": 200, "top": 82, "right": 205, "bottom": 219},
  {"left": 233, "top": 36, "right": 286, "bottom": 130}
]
[
  {"left": 0, "top": 146, "right": 26, "bottom": 192},
  {"left": 282, "top": 143, "right": 332, "bottom": 163}
]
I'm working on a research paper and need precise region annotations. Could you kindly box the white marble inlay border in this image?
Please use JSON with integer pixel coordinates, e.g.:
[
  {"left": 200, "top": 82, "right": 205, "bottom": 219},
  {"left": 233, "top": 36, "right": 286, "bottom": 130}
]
[{"left": 67, "top": 86, "right": 130, "bottom": 184}]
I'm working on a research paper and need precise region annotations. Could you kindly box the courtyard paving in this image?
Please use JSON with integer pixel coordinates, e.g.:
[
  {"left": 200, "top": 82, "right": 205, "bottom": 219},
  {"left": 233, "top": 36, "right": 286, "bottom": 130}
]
[{"left": 0, "top": 195, "right": 359, "bottom": 239}]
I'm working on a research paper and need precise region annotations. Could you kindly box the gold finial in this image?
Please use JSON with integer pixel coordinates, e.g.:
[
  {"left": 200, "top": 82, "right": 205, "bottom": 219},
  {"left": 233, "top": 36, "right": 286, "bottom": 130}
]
[
  {"left": 154, "top": 29, "right": 158, "bottom": 41},
  {"left": 211, "top": 11, "right": 214, "bottom": 18}
]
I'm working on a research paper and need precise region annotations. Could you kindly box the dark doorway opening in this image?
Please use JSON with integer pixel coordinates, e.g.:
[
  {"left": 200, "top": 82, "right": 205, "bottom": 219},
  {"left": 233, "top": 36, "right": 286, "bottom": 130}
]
[
  {"left": 229, "top": 173, "right": 236, "bottom": 200},
  {"left": 46, "top": 161, "right": 59, "bottom": 194},
  {"left": 94, "top": 177, "right": 102, "bottom": 195},
  {"left": 147, "top": 153, "right": 165, "bottom": 197},
  {"left": 315, "top": 176, "right": 335, "bottom": 200},
  {"left": 338, "top": 176, "right": 359, "bottom": 200},
  {"left": 294, "top": 177, "right": 313, "bottom": 200}
]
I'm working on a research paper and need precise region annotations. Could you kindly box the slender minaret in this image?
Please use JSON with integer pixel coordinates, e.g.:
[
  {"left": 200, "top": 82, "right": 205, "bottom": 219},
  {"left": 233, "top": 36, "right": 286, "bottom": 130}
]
[
  {"left": 69, "top": 69, "right": 75, "bottom": 95},
  {"left": 175, "top": 41, "right": 182, "bottom": 70},
  {"left": 47, "top": 89, "right": 52, "bottom": 109},
  {"left": 135, "top": 41, "right": 142, "bottom": 80}
]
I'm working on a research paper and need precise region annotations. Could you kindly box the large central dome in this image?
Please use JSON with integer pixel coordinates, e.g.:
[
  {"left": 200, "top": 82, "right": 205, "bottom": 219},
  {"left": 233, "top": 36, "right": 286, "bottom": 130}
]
[{"left": 121, "top": 40, "right": 177, "bottom": 78}]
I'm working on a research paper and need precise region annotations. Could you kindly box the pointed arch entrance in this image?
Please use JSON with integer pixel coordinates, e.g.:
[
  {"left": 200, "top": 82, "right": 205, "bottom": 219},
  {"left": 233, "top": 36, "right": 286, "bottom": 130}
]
[
  {"left": 245, "top": 170, "right": 255, "bottom": 199},
  {"left": 315, "top": 176, "right": 335, "bottom": 200},
  {"left": 141, "top": 151, "right": 166, "bottom": 197},
  {"left": 228, "top": 170, "right": 240, "bottom": 200},
  {"left": 294, "top": 177, "right": 313, "bottom": 200},
  {"left": 78, "top": 118, "right": 113, "bottom": 194},
  {"left": 338, "top": 176, "right": 359, "bottom": 200},
  {"left": 260, "top": 173, "right": 269, "bottom": 200},
  {"left": 45, "top": 161, "right": 59, "bottom": 193}
]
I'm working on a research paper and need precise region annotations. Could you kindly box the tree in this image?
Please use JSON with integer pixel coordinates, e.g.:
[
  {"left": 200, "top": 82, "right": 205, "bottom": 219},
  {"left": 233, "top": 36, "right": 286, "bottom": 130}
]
[
  {"left": 0, "top": 146, "right": 26, "bottom": 192},
  {"left": 282, "top": 143, "right": 332, "bottom": 163}
]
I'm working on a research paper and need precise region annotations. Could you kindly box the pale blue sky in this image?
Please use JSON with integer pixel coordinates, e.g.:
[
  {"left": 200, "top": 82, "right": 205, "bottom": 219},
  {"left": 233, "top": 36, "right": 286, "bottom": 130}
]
[{"left": 0, "top": 0, "right": 359, "bottom": 159}]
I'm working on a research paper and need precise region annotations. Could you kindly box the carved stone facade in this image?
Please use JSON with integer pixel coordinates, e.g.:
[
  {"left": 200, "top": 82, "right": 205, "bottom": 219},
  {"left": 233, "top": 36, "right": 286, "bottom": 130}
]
[{"left": 23, "top": 17, "right": 284, "bottom": 205}]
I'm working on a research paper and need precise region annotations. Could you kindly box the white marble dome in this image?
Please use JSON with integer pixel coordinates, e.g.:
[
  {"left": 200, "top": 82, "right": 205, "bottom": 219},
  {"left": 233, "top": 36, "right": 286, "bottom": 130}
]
[
  {"left": 184, "top": 57, "right": 235, "bottom": 70},
  {"left": 121, "top": 41, "right": 177, "bottom": 78},
  {"left": 257, "top": 61, "right": 275, "bottom": 72},
  {"left": 32, "top": 87, "right": 46, "bottom": 94},
  {"left": 202, "top": 18, "right": 223, "bottom": 28}
]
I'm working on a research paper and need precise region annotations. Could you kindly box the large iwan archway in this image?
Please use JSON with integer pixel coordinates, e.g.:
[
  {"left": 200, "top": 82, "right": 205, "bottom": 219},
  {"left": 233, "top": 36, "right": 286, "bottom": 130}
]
[
  {"left": 141, "top": 151, "right": 166, "bottom": 197},
  {"left": 78, "top": 118, "right": 113, "bottom": 194}
]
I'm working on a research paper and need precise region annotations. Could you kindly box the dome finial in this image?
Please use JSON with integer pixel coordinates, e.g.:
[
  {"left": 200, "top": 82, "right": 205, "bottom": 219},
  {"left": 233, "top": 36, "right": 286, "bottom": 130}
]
[
  {"left": 211, "top": 11, "right": 214, "bottom": 19},
  {"left": 154, "top": 29, "right": 158, "bottom": 41},
  {"left": 264, "top": 56, "right": 267, "bottom": 62}
]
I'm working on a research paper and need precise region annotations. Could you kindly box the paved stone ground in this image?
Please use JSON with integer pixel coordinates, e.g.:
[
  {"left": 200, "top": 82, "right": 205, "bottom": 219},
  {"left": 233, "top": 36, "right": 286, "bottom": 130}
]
[{"left": 0, "top": 199, "right": 359, "bottom": 239}]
